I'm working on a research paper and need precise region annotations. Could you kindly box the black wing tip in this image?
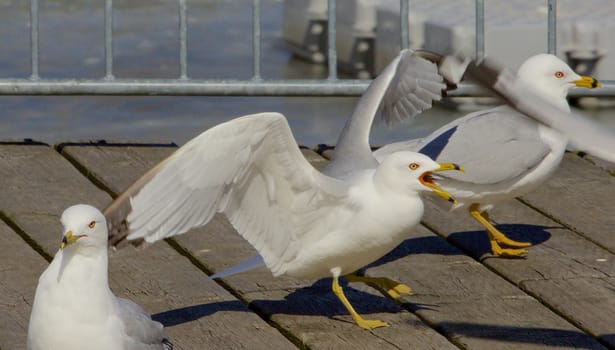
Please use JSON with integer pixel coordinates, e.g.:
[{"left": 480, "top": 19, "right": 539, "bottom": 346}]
[{"left": 162, "top": 338, "right": 174, "bottom": 350}]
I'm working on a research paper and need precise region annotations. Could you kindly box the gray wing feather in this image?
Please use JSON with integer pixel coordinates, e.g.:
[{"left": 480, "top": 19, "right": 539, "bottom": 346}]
[
  {"left": 325, "top": 49, "right": 445, "bottom": 178},
  {"left": 376, "top": 106, "right": 551, "bottom": 185},
  {"left": 436, "top": 109, "right": 550, "bottom": 184},
  {"left": 116, "top": 297, "right": 169, "bottom": 350}
]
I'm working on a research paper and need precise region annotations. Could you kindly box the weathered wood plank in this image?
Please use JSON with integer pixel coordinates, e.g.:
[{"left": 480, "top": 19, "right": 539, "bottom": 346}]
[
  {"left": 367, "top": 225, "right": 607, "bottom": 350},
  {"left": 0, "top": 142, "right": 297, "bottom": 350},
  {"left": 520, "top": 153, "right": 615, "bottom": 253},
  {"left": 0, "top": 221, "right": 48, "bottom": 350},
  {"left": 579, "top": 152, "right": 615, "bottom": 176},
  {"left": 62, "top": 142, "right": 460, "bottom": 350},
  {"left": 324, "top": 146, "right": 611, "bottom": 348},
  {"left": 419, "top": 156, "right": 615, "bottom": 347}
]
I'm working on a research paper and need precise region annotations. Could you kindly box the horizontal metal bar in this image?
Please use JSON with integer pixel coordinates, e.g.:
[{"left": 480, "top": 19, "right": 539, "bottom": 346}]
[
  {"left": 0, "top": 79, "right": 369, "bottom": 96},
  {"left": 448, "top": 81, "right": 615, "bottom": 98},
  {"left": 0, "top": 79, "right": 613, "bottom": 97}
]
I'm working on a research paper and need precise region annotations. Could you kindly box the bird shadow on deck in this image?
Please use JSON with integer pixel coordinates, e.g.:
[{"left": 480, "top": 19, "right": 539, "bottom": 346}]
[
  {"left": 152, "top": 300, "right": 249, "bottom": 327},
  {"left": 152, "top": 278, "right": 401, "bottom": 328},
  {"left": 362, "top": 235, "right": 464, "bottom": 272},
  {"left": 361, "top": 224, "right": 553, "bottom": 272},
  {"left": 435, "top": 322, "right": 610, "bottom": 349},
  {"left": 151, "top": 226, "right": 555, "bottom": 332},
  {"left": 250, "top": 278, "right": 401, "bottom": 319},
  {"left": 448, "top": 224, "right": 555, "bottom": 260}
]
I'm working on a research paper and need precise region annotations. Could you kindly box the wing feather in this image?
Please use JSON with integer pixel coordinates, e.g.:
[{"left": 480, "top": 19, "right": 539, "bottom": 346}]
[
  {"left": 326, "top": 49, "right": 446, "bottom": 177},
  {"left": 115, "top": 297, "right": 169, "bottom": 349},
  {"left": 104, "top": 113, "right": 350, "bottom": 276},
  {"left": 376, "top": 106, "right": 551, "bottom": 185}
]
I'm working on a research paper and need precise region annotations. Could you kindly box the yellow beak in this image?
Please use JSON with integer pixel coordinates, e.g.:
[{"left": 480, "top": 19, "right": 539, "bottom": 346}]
[
  {"left": 419, "top": 163, "right": 463, "bottom": 205},
  {"left": 573, "top": 75, "right": 601, "bottom": 89},
  {"left": 434, "top": 163, "right": 464, "bottom": 173},
  {"left": 60, "top": 230, "right": 86, "bottom": 249}
]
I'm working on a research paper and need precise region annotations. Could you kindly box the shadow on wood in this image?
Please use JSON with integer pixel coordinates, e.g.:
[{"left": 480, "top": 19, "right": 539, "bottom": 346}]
[
  {"left": 152, "top": 300, "right": 249, "bottom": 327},
  {"left": 152, "top": 279, "right": 401, "bottom": 328},
  {"left": 365, "top": 235, "right": 464, "bottom": 270},
  {"left": 251, "top": 278, "right": 401, "bottom": 319},
  {"left": 436, "top": 321, "right": 607, "bottom": 349},
  {"left": 448, "top": 224, "right": 555, "bottom": 258}
]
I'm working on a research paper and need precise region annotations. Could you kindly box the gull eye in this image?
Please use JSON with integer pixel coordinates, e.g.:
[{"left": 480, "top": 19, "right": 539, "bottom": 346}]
[
  {"left": 408, "top": 163, "right": 420, "bottom": 170},
  {"left": 554, "top": 71, "right": 565, "bottom": 78},
  {"left": 88, "top": 221, "right": 96, "bottom": 229}
]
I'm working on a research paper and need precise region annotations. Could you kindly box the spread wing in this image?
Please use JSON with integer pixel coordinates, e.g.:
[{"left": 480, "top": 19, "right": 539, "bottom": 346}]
[
  {"left": 104, "top": 113, "right": 350, "bottom": 275},
  {"left": 375, "top": 106, "right": 551, "bottom": 185},
  {"left": 325, "top": 49, "right": 446, "bottom": 177}
]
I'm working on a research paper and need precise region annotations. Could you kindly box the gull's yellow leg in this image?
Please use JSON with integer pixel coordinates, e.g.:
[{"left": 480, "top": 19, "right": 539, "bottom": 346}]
[
  {"left": 345, "top": 273, "right": 412, "bottom": 300},
  {"left": 477, "top": 207, "right": 531, "bottom": 248},
  {"left": 469, "top": 204, "right": 530, "bottom": 257},
  {"left": 331, "top": 276, "right": 389, "bottom": 330}
]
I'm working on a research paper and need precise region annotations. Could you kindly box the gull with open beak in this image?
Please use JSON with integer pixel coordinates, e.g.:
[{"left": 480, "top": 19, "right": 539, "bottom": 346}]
[
  {"left": 102, "top": 48, "right": 461, "bottom": 330},
  {"left": 103, "top": 112, "right": 461, "bottom": 330}
]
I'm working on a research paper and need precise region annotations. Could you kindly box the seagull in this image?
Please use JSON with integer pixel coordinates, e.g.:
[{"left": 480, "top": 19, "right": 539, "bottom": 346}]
[
  {"left": 103, "top": 49, "right": 461, "bottom": 330},
  {"left": 27, "top": 204, "right": 172, "bottom": 350},
  {"left": 102, "top": 49, "right": 462, "bottom": 329},
  {"left": 373, "top": 53, "right": 602, "bottom": 257},
  {"left": 103, "top": 112, "right": 462, "bottom": 330}
]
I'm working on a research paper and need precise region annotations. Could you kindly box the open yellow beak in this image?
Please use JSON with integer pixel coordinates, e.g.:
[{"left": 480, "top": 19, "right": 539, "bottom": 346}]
[
  {"left": 59, "top": 230, "right": 87, "bottom": 249},
  {"left": 419, "top": 163, "right": 463, "bottom": 205},
  {"left": 573, "top": 75, "right": 601, "bottom": 89}
]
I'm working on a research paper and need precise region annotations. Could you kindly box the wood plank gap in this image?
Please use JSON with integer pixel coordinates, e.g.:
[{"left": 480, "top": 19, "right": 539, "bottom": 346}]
[
  {"left": 56, "top": 145, "right": 118, "bottom": 200},
  {"left": 350, "top": 269, "right": 466, "bottom": 350},
  {"left": 57, "top": 146, "right": 306, "bottom": 349},
  {"left": 515, "top": 196, "right": 615, "bottom": 257},
  {"left": 515, "top": 280, "right": 615, "bottom": 350},
  {"left": 0, "top": 210, "right": 52, "bottom": 262},
  {"left": 166, "top": 237, "right": 310, "bottom": 350},
  {"left": 420, "top": 221, "right": 614, "bottom": 349},
  {"left": 572, "top": 151, "right": 615, "bottom": 177}
]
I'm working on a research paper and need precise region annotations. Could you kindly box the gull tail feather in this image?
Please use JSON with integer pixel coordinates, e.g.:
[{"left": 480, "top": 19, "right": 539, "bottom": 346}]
[{"left": 210, "top": 255, "right": 265, "bottom": 279}]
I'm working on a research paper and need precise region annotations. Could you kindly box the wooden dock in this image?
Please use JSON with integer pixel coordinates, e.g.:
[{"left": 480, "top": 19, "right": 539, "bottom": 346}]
[{"left": 1, "top": 139, "right": 614, "bottom": 350}]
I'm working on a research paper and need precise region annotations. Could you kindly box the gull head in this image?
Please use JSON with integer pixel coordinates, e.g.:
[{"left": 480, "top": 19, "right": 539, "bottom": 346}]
[
  {"left": 516, "top": 54, "right": 601, "bottom": 109},
  {"left": 376, "top": 151, "right": 462, "bottom": 204},
  {"left": 59, "top": 204, "right": 107, "bottom": 251}
]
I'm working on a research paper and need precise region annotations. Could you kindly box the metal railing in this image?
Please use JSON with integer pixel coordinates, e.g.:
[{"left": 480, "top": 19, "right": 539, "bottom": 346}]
[{"left": 0, "top": 0, "right": 613, "bottom": 97}]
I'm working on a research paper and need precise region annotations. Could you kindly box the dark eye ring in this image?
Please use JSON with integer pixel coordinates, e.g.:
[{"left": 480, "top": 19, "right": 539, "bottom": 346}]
[
  {"left": 408, "top": 163, "right": 420, "bottom": 170},
  {"left": 88, "top": 221, "right": 96, "bottom": 229}
]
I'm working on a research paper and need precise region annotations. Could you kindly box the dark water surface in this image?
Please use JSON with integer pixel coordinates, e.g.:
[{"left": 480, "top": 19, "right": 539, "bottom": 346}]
[{"left": 0, "top": 0, "right": 610, "bottom": 147}]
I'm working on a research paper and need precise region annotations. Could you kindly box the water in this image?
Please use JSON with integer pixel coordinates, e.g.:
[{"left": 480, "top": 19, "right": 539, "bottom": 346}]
[{"left": 0, "top": 0, "right": 611, "bottom": 147}]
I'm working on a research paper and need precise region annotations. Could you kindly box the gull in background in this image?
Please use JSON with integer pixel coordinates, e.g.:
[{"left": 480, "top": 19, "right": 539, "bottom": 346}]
[
  {"left": 103, "top": 50, "right": 462, "bottom": 329},
  {"left": 374, "top": 53, "right": 603, "bottom": 257}
]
